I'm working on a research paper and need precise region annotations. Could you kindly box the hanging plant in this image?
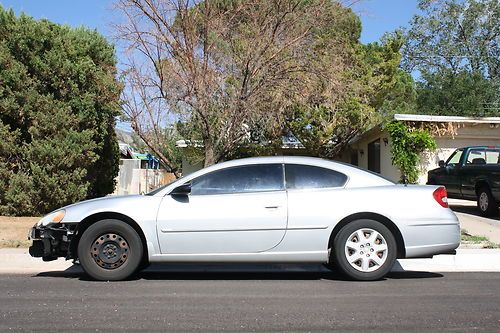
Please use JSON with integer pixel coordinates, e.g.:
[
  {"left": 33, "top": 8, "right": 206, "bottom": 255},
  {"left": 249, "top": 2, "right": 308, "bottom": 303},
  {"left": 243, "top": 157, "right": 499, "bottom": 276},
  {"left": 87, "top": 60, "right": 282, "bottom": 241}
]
[{"left": 385, "top": 121, "right": 437, "bottom": 184}]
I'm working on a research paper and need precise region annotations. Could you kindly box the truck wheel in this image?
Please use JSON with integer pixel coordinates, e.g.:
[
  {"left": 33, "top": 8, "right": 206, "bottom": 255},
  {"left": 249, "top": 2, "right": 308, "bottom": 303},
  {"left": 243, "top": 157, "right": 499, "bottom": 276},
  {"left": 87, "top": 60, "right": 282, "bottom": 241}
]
[
  {"left": 477, "top": 187, "right": 499, "bottom": 217},
  {"left": 333, "top": 219, "right": 397, "bottom": 281},
  {"left": 78, "top": 219, "right": 143, "bottom": 281}
]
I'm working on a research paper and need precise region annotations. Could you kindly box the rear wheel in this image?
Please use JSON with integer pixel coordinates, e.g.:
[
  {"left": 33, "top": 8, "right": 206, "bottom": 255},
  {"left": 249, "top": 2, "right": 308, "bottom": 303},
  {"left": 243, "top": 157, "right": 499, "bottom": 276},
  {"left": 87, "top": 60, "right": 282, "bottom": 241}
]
[
  {"left": 477, "top": 186, "right": 499, "bottom": 217},
  {"left": 333, "top": 219, "right": 397, "bottom": 281},
  {"left": 78, "top": 219, "right": 143, "bottom": 281}
]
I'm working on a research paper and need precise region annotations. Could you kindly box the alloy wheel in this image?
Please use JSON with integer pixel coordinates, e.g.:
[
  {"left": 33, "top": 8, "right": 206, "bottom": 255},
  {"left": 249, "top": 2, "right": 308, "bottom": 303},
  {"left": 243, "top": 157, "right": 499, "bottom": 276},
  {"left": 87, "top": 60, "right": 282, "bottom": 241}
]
[
  {"left": 344, "top": 228, "right": 388, "bottom": 272},
  {"left": 479, "top": 192, "right": 489, "bottom": 212}
]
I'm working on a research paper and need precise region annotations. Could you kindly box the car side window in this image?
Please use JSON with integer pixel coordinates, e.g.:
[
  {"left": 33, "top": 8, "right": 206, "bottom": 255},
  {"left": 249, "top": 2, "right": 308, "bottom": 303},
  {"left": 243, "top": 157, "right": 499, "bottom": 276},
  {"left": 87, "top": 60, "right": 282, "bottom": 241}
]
[
  {"left": 191, "top": 164, "right": 284, "bottom": 195},
  {"left": 285, "top": 164, "right": 347, "bottom": 190},
  {"left": 446, "top": 149, "right": 463, "bottom": 166}
]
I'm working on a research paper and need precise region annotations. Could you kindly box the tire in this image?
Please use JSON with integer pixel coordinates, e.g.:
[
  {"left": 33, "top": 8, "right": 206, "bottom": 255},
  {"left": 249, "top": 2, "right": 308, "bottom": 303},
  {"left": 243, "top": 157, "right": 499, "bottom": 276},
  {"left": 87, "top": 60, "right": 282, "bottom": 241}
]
[
  {"left": 477, "top": 186, "right": 499, "bottom": 217},
  {"left": 77, "top": 219, "right": 143, "bottom": 281},
  {"left": 333, "top": 219, "right": 397, "bottom": 281}
]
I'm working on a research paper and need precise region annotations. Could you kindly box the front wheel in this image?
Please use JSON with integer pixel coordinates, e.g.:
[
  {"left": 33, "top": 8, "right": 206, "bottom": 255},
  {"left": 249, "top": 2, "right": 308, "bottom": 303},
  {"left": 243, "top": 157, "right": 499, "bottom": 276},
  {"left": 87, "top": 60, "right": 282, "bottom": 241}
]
[
  {"left": 78, "top": 219, "right": 143, "bottom": 281},
  {"left": 333, "top": 219, "right": 397, "bottom": 281},
  {"left": 477, "top": 187, "right": 499, "bottom": 217}
]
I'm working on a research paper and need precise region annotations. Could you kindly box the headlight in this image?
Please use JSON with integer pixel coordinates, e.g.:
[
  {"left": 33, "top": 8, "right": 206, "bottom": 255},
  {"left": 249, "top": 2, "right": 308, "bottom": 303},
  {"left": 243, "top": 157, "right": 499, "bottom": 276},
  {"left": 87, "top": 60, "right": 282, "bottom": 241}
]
[{"left": 37, "top": 210, "right": 66, "bottom": 226}]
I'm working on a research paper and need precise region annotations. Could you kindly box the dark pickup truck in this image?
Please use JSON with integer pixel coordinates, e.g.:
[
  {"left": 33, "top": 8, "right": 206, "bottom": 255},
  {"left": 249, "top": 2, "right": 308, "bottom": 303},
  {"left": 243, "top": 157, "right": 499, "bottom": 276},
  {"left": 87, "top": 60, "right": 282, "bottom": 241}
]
[{"left": 427, "top": 146, "right": 500, "bottom": 217}]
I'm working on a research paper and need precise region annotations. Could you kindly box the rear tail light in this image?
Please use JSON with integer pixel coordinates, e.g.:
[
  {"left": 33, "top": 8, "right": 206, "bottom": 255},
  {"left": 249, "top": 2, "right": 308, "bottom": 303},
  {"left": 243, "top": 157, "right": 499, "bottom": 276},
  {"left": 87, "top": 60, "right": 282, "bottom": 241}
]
[{"left": 433, "top": 187, "right": 449, "bottom": 208}]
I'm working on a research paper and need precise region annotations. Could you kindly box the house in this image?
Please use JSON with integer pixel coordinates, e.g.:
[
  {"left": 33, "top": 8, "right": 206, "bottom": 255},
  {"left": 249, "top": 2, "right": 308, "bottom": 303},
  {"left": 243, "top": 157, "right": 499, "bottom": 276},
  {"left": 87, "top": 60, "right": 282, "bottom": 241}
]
[
  {"left": 176, "top": 132, "right": 308, "bottom": 175},
  {"left": 347, "top": 114, "right": 500, "bottom": 184},
  {"left": 174, "top": 114, "right": 500, "bottom": 184}
]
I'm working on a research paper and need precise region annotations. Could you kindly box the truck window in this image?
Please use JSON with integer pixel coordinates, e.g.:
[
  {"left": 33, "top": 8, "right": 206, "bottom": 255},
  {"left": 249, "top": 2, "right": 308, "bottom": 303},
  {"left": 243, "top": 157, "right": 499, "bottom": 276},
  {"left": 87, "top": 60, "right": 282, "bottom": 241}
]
[
  {"left": 465, "top": 148, "right": 500, "bottom": 165},
  {"left": 466, "top": 149, "right": 486, "bottom": 165},
  {"left": 446, "top": 149, "right": 463, "bottom": 166},
  {"left": 485, "top": 149, "right": 500, "bottom": 164}
]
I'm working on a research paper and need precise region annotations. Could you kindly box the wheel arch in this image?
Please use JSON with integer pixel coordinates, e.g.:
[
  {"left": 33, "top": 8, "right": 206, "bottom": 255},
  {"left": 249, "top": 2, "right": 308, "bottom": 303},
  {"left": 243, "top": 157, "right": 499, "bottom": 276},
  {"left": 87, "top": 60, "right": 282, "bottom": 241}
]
[
  {"left": 70, "top": 212, "right": 148, "bottom": 263},
  {"left": 328, "top": 212, "right": 406, "bottom": 259},
  {"left": 475, "top": 180, "right": 491, "bottom": 195}
]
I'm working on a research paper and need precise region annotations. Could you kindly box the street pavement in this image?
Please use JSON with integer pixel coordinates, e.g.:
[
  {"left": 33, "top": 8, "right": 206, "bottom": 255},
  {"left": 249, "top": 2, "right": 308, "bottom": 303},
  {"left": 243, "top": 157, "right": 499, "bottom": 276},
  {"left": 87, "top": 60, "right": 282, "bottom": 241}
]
[
  {"left": 1, "top": 270, "right": 499, "bottom": 332},
  {"left": 2, "top": 202, "right": 500, "bottom": 331}
]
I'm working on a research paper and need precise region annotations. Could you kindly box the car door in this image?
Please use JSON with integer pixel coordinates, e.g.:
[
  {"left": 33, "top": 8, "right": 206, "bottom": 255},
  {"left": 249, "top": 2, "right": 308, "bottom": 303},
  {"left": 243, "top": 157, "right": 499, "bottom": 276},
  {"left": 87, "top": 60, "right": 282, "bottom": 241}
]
[
  {"left": 285, "top": 164, "right": 348, "bottom": 232},
  {"left": 460, "top": 148, "right": 486, "bottom": 199},
  {"left": 156, "top": 163, "right": 287, "bottom": 254},
  {"left": 434, "top": 149, "right": 464, "bottom": 197}
]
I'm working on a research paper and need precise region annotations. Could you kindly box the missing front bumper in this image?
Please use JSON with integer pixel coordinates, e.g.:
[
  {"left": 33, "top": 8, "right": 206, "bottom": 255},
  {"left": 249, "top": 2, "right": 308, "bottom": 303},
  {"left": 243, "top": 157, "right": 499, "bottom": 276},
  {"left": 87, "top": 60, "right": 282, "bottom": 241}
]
[{"left": 28, "top": 224, "right": 77, "bottom": 261}]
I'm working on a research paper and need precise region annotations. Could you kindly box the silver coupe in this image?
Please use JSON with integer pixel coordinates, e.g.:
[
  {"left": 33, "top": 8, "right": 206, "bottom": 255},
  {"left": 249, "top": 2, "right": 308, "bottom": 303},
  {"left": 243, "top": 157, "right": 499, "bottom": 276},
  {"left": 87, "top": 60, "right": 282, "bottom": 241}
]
[{"left": 29, "top": 156, "right": 460, "bottom": 281}]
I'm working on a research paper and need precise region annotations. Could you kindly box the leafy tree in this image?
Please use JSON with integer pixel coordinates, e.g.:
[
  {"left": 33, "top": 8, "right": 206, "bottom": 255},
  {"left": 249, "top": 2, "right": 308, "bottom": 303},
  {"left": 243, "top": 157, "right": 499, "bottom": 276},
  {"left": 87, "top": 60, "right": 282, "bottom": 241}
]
[
  {"left": 402, "top": 0, "right": 499, "bottom": 116},
  {"left": 288, "top": 33, "right": 416, "bottom": 159},
  {"left": 416, "top": 69, "right": 498, "bottom": 116},
  {"left": 117, "top": 0, "right": 377, "bottom": 167},
  {"left": 0, "top": 7, "right": 122, "bottom": 215}
]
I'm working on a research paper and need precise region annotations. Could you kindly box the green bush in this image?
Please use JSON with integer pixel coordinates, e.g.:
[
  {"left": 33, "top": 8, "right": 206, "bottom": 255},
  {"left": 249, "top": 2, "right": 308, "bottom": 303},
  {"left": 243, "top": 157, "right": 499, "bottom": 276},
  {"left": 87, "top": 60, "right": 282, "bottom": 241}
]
[
  {"left": 0, "top": 7, "right": 121, "bottom": 216},
  {"left": 386, "top": 121, "right": 436, "bottom": 184}
]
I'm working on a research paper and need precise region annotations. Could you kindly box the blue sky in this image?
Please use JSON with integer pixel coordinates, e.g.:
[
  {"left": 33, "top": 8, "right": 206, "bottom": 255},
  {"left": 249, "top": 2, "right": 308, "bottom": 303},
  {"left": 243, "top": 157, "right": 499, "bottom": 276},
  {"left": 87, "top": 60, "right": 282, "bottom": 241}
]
[
  {"left": 1, "top": 0, "right": 420, "bottom": 48},
  {"left": 1, "top": 0, "right": 421, "bottom": 133}
]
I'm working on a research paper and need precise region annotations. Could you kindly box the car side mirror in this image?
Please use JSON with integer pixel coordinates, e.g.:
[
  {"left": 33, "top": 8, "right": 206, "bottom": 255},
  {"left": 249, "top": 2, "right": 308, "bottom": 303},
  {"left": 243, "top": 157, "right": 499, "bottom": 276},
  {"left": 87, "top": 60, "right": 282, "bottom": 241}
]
[
  {"left": 438, "top": 160, "right": 445, "bottom": 168},
  {"left": 170, "top": 182, "right": 191, "bottom": 196}
]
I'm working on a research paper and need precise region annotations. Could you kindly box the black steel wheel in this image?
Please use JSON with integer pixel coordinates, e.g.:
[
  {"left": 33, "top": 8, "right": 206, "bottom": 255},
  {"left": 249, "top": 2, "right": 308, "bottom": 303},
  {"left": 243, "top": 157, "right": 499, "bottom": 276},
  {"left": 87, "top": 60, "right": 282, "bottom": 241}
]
[{"left": 78, "top": 219, "right": 143, "bottom": 281}]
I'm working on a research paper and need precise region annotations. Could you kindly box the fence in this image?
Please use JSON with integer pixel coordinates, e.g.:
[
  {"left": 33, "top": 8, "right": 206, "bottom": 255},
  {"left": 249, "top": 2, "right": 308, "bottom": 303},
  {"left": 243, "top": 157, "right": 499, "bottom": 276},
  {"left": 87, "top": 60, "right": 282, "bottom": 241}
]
[{"left": 113, "top": 159, "right": 176, "bottom": 195}]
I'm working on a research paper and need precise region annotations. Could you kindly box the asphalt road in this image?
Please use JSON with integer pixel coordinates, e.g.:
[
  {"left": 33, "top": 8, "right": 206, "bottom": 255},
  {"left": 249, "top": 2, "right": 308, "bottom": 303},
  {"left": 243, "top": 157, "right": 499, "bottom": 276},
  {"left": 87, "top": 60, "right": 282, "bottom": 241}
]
[{"left": 1, "top": 267, "right": 500, "bottom": 332}]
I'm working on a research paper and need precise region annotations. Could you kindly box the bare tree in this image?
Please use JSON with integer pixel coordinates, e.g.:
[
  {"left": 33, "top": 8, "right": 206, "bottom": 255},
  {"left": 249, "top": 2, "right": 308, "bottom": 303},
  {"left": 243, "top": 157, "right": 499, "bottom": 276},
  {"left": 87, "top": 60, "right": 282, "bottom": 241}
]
[{"left": 115, "top": 0, "right": 351, "bottom": 167}]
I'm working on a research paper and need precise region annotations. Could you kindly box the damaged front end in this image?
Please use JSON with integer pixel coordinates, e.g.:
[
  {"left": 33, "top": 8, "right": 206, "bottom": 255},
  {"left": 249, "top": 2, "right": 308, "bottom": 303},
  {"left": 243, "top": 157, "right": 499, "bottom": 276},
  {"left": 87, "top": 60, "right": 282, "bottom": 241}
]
[{"left": 28, "top": 224, "right": 77, "bottom": 261}]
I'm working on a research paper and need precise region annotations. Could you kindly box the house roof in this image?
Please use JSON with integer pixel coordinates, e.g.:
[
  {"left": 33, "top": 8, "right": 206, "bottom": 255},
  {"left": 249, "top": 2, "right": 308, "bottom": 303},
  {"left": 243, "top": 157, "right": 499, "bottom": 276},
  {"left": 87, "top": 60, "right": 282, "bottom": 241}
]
[
  {"left": 394, "top": 114, "right": 500, "bottom": 124},
  {"left": 349, "top": 114, "right": 500, "bottom": 145}
]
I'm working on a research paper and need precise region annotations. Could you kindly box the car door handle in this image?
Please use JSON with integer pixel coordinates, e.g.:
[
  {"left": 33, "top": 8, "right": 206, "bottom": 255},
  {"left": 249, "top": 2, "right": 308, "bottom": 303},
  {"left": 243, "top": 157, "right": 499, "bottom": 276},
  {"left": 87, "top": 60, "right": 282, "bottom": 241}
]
[{"left": 265, "top": 206, "right": 279, "bottom": 209}]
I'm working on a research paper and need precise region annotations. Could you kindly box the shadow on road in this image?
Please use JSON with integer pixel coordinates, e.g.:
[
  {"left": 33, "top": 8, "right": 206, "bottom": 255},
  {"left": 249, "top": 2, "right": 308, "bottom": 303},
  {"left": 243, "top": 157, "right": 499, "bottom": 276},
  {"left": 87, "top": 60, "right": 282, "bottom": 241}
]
[
  {"left": 34, "top": 263, "right": 443, "bottom": 281},
  {"left": 450, "top": 204, "right": 500, "bottom": 221}
]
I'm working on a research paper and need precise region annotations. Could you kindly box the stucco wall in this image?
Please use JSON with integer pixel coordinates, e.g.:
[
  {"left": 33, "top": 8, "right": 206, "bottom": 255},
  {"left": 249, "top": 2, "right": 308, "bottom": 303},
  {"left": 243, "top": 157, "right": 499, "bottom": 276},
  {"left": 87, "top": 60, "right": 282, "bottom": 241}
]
[{"left": 350, "top": 128, "right": 401, "bottom": 182}]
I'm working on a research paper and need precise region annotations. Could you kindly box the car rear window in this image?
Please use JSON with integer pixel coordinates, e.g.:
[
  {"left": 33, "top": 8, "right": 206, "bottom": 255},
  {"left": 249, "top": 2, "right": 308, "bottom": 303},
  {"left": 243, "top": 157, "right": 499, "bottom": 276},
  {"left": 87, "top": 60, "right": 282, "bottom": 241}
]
[{"left": 285, "top": 164, "right": 347, "bottom": 190}]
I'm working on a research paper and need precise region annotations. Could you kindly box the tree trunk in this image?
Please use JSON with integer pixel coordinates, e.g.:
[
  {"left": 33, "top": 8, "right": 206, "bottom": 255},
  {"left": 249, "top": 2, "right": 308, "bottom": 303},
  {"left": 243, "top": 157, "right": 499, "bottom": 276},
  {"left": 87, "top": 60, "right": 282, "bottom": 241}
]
[{"left": 203, "top": 140, "right": 216, "bottom": 167}]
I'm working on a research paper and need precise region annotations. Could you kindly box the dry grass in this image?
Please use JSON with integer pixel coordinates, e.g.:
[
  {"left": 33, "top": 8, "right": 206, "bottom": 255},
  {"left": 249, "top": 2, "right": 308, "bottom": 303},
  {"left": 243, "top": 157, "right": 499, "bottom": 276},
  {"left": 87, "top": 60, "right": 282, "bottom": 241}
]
[{"left": 0, "top": 216, "right": 40, "bottom": 248}]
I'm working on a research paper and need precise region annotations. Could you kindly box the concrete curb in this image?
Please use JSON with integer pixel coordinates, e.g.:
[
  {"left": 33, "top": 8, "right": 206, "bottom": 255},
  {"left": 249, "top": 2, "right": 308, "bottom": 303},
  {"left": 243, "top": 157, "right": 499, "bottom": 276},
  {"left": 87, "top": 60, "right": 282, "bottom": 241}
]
[
  {"left": 2, "top": 248, "right": 500, "bottom": 275},
  {"left": 394, "top": 249, "right": 500, "bottom": 272}
]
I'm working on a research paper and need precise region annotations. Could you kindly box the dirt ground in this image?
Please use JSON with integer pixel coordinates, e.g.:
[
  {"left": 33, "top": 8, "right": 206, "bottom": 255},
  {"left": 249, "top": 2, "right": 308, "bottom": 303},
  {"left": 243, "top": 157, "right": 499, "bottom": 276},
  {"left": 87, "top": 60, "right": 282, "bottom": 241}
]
[{"left": 0, "top": 216, "right": 40, "bottom": 248}]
